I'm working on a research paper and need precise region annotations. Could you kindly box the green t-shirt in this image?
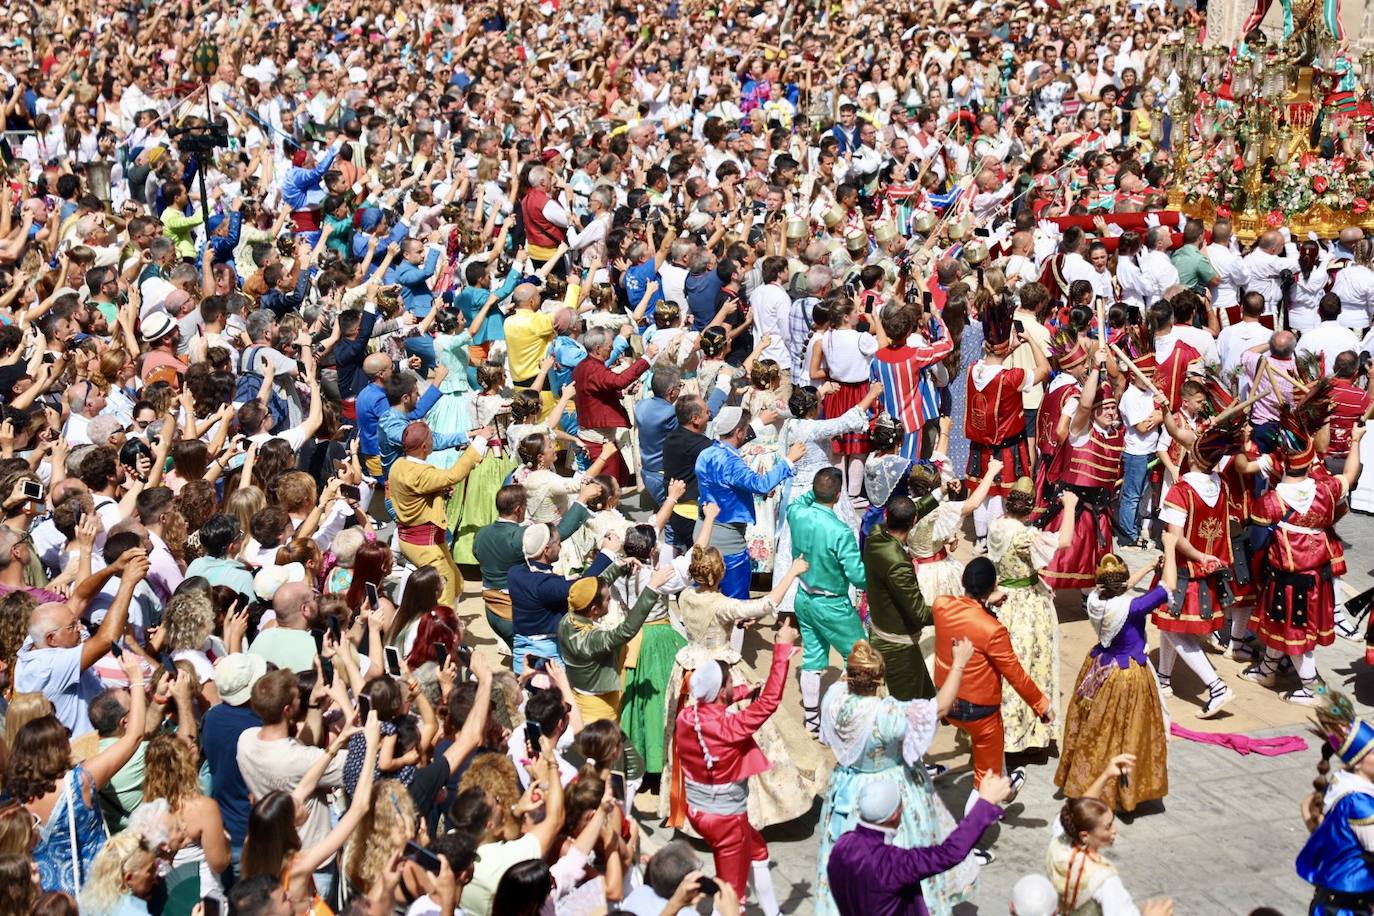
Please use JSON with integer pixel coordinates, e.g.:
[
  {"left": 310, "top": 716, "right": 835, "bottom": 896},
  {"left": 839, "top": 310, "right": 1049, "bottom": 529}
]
[{"left": 97, "top": 738, "right": 146, "bottom": 833}]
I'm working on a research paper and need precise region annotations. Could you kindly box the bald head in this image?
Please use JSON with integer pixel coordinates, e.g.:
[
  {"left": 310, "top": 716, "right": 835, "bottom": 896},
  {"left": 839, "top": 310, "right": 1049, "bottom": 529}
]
[
  {"left": 27, "top": 602, "right": 71, "bottom": 645},
  {"left": 363, "top": 353, "right": 391, "bottom": 380},
  {"left": 552, "top": 307, "right": 574, "bottom": 335},
  {"left": 273, "top": 581, "right": 314, "bottom": 629},
  {"left": 1259, "top": 230, "right": 1284, "bottom": 253},
  {"left": 1270, "top": 330, "right": 1297, "bottom": 359},
  {"left": 1340, "top": 226, "right": 1365, "bottom": 249},
  {"left": 512, "top": 283, "right": 539, "bottom": 310}
]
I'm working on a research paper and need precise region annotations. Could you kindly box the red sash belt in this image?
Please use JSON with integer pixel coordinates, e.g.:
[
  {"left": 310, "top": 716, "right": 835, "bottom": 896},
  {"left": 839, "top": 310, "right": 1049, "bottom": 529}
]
[{"left": 397, "top": 522, "right": 446, "bottom": 546}]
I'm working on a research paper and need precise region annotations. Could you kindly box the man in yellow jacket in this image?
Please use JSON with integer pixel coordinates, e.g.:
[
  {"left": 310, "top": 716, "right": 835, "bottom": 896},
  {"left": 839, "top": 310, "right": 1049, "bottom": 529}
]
[{"left": 389, "top": 420, "right": 486, "bottom": 606}]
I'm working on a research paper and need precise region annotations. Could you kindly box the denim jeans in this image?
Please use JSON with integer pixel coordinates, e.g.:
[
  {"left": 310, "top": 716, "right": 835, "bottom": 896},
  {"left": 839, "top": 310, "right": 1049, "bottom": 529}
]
[
  {"left": 513, "top": 634, "right": 562, "bottom": 676},
  {"left": 1118, "top": 452, "right": 1150, "bottom": 544},
  {"left": 641, "top": 469, "right": 666, "bottom": 507}
]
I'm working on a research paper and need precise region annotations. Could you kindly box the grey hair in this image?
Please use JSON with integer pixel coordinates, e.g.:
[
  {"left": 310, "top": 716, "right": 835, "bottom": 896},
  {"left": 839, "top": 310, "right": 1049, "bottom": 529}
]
[
  {"left": 650, "top": 366, "right": 682, "bottom": 399},
  {"left": 582, "top": 327, "right": 611, "bottom": 354},
  {"left": 669, "top": 239, "right": 695, "bottom": 263},
  {"left": 246, "top": 310, "right": 275, "bottom": 343},
  {"left": 805, "top": 265, "right": 833, "bottom": 295},
  {"left": 589, "top": 186, "right": 614, "bottom": 211},
  {"left": 529, "top": 165, "right": 550, "bottom": 188}
]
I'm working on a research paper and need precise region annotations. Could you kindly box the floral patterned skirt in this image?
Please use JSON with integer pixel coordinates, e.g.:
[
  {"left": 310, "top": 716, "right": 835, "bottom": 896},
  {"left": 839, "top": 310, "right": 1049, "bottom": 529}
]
[
  {"left": 999, "top": 583, "right": 1061, "bottom": 754},
  {"left": 1054, "top": 653, "right": 1168, "bottom": 812}
]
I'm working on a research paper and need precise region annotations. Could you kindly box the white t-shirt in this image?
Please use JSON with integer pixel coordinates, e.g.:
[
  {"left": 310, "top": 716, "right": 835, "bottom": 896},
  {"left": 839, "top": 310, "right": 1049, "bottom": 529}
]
[{"left": 1119, "top": 385, "right": 1161, "bottom": 455}]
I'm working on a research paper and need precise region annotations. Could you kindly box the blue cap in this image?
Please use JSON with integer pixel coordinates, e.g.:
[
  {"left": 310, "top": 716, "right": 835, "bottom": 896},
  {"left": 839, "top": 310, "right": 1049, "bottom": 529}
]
[{"left": 1338, "top": 717, "right": 1374, "bottom": 766}]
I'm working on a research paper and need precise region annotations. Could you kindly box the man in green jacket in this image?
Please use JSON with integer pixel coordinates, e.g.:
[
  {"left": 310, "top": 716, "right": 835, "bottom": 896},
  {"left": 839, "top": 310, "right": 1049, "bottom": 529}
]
[
  {"left": 863, "top": 494, "right": 941, "bottom": 701},
  {"left": 787, "top": 467, "right": 866, "bottom": 732},
  {"left": 558, "top": 562, "right": 674, "bottom": 724}
]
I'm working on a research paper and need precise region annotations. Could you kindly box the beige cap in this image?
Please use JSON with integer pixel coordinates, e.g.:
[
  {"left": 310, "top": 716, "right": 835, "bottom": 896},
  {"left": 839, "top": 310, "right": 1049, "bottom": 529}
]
[
  {"left": 911, "top": 211, "right": 938, "bottom": 235},
  {"left": 963, "top": 238, "right": 990, "bottom": 266},
  {"left": 821, "top": 202, "right": 847, "bottom": 229},
  {"left": 785, "top": 217, "right": 810, "bottom": 240},
  {"left": 845, "top": 228, "right": 869, "bottom": 253},
  {"left": 874, "top": 221, "right": 899, "bottom": 245}
]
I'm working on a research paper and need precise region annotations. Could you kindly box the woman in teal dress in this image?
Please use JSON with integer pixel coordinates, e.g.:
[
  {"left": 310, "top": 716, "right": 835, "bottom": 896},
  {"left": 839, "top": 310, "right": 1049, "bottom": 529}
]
[
  {"left": 426, "top": 296, "right": 498, "bottom": 474},
  {"left": 815, "top": 638, "right": 981, "bottom": 916}
]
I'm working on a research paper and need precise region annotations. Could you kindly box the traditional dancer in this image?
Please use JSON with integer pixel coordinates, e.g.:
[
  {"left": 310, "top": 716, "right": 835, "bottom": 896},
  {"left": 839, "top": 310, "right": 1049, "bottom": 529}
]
[
  {"left": 964, "top": 293, "right": 1051, "bottom": 546},
  {"left": 1043, "top": 347, "right": 1124, "bottom": 592},
  {"left": 1035, "top": 332, "right": 1091, "bottom": 508},
  {"left": 863, "top": 494, "right": 940, "bottom": 702},
  {"left": 987, "top": 477, "right": 1077, "bottom": 754},
  {"left": 814, "top": 640, "right": 981, "bottom": 916},
  {"left": 933, "top": 557, "right": 1052, "bottom": 816},
  {"left": 1152, "top": 410, "right": 1243, "bottom": 717},
  {"left": 675, "top": 619, "right": 802, "bottom": 916},
  {"left": 1299, "top": 688, "right": 1374, "bottom": 916},
  {"left": 906, "top": 462, "right": 1000, "bottom": 607},
  {"left": 660, "top": 513, "right": 821, "bottom": 832},
  {"left": 789, "top": 467, "right": 869, "bottom": 733},
  {"left": 1055, "top": 538, "right": 1174, "bottom": 813},
  {"left": 1244, "top": 384, "right": 1365, "bottom": 705}
]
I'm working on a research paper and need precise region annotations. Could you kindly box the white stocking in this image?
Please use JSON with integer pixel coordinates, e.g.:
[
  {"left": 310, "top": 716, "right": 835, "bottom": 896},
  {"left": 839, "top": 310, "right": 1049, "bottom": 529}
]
[
  {"left": 973, "top": 501, "right": 991, "bottom": 540},
  {"left": 1297, "top": 651, "right": 1318, "bottom": 681},
  {"left": 1157, "top": 629, "right": 1177, "bottom": 677},
  {"left": 1159, "top": 631, "right": 1218, "bottom": 685},
  {"left": 1230, "top": 610, "right": 1250, "bottom": 643},
  {"left": 846, "top": 457, "right": 865, "bottom": 498},
  {"left": 800, "top": 669, "right": 821, "bottom": 710},
  {"left": 751, "top": 861, "right": 781, "bottom": 916}
]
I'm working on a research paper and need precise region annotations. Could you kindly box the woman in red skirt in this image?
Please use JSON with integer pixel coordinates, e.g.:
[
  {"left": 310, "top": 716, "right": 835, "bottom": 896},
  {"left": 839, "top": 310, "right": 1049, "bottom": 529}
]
[{"left": 813, "top": 298, "right": 878, "bottom": 504}]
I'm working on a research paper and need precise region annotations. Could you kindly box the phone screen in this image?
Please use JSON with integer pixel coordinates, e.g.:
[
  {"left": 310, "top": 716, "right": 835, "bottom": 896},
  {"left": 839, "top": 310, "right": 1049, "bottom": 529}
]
[
  {"left": 358, "top": 694, "right": 371, "bottom": 721},
  {"left": 340, "top": 483, "right": 361, "bottom": 502},
  {"left": 524, "top": 721, "right": 542, "bottom": 756},
  {"left": 384, "top": 646, "right": 403, "bottom": 677},
  {"left": 159, "top": 653, "right": 178, "bottom": 679},
  {"left": 365, "top": 582, "right": 379, "bottom": 610},
  {"left": 327, "top": 614, "right": 341, "bottom": 642},
  {"left": 404, "top": 840, "right": 443, "bottom": 874},
  {"left": 201, "top": 898, "right": 223, "bottom": 916},
  {"left": 433, "top": 642, "right": 448, "bottom": 669},
  {"left": 21, "top": 479, "right": 43, "bottom": 501}
]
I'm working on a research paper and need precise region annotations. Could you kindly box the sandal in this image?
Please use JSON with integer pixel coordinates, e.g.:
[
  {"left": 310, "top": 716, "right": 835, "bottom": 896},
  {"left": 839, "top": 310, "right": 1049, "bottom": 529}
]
[
  {"left": 1198, "top": 680, "right": 1234, "bottom": 719},
  {"left": 1155, "top": 673, "right": 1173, "bottom": 698},
  {"left": 924, "top": 762, "right": 949, "bottom": 781},
  {"left": 972, "top": 848, "right": 995, "bottom": 866},
  {"left": 1005, "top": 767, "right": 1027, "bottom": 803}
]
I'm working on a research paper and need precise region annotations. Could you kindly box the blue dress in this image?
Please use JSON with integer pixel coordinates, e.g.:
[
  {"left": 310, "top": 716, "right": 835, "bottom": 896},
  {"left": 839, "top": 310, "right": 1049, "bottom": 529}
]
[
  {"left": 1298, "top": 772, "right": 1374, "bottom": 915},
  {"left": 34, "top": 766, "right": 108, "bottom": 895}
]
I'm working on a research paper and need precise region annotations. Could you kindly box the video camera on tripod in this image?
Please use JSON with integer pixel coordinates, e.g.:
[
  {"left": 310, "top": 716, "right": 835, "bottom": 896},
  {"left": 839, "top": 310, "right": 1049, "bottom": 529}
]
[{"left": 168, "top": 118, "right": 231, "bottom": 155}]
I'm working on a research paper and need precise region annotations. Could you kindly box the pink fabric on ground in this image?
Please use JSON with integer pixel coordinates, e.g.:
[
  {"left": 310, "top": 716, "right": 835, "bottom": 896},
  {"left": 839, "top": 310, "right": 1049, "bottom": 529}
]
[{"left": 1169, "top": 723, "right": 1309, "bottom": 756}]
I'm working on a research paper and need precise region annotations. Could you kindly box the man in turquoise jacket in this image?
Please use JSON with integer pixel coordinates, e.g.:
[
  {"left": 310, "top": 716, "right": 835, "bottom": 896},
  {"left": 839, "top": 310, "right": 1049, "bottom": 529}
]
[{"left": 786, "top": 466, "right": 866, "bottom": 732}]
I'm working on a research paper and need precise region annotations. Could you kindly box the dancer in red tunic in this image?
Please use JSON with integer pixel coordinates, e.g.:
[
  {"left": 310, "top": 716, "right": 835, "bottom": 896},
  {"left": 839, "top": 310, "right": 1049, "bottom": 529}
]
[
  {"left": 965, "top": 293, "right": 1050, "bottom": 546},
  {"left": 1152, "top": 415, "right": 1243, "bottom": 718},
  {"left": 1043, "top": 347, "right": 1125, "bottom": 592},
  {"left": 1034, "top": 332, "right": 1091, "bottom": 509},
  {"left": 1243, "top": 383, "right": 1365, "bottom": 705},
  {"left": 675, "top": 619, "right": 801, "bottom": 912}
]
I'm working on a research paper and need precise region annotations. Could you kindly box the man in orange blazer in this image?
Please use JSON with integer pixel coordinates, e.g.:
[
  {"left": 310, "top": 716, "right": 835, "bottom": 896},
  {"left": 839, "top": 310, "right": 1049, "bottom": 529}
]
[{"left": 934, "top": 556, "right": 1052, "bottom": 816}]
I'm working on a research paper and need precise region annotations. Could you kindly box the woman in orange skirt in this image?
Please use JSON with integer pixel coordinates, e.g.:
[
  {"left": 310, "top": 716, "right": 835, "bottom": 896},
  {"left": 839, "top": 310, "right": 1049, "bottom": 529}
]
[{"left": 1054, "top": 538, "right": 1176, "bottom": 812}]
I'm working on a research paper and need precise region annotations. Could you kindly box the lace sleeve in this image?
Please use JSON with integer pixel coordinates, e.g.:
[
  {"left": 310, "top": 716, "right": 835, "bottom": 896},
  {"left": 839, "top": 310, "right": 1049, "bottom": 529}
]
[
  {"left": 930, "top": 501, "right": 964, "bottom": 544},
  {"left": 1029, "top": 529, "right": 1060, "bottom": 571},
  {"left": 902, "top": 698, "right": 941, "bottom": 765}
]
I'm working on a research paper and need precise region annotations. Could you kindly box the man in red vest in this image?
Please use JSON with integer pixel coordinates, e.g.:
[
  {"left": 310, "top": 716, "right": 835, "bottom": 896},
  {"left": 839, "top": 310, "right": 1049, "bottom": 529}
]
[{"left": 519, "top": 165, "right": 570, "bottom": 269}]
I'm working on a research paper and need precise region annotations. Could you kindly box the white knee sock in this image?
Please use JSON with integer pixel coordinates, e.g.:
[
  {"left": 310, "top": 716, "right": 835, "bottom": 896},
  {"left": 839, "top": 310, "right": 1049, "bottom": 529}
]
[
  {"left": 800, "top": 669, "right": 821, "bottom": 710},
  {"left": 1230, "top": 611, "right": 1250, "bottom": 643},
  {"left": 730, "top": 622, "right": 745, "bottom": 655},
  {"left": 1334, "top": 577, "right": 1348, "bottom": 617},
  {"left": 1157, "top": 630, "right": 1177, "bottom": 677},
  {"left": 973, "top": 501, "right": 991, "bottom": 540},
  {"left": 1297, "top": 651, "right": 1318, "bottom": 681},
  {"left": 846, "top": 457, "right": 864, "bottom": 498},
  {"left": 751, "top": 860, "right": 781, "bottom": 916},
  {"left": 1160, "top": 631, "right": 1218, "bottom": 685}
]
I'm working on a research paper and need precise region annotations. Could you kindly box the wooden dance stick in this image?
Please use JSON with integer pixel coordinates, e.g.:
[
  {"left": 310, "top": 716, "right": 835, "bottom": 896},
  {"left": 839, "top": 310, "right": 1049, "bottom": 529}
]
[{"left": 1108, "top": 344, "right": 1166, "bottom": 401}]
